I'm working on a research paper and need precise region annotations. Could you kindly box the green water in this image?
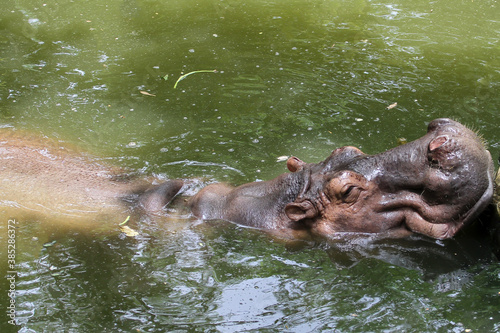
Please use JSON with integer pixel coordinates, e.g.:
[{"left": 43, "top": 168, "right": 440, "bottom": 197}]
[{"left": 1, "top": 0, "right": 500, "bottom": 331}]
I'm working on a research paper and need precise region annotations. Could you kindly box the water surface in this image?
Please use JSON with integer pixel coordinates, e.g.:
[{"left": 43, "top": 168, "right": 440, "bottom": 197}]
[{"left": 1, "top": 0, "right": 500, "bottom": 331}]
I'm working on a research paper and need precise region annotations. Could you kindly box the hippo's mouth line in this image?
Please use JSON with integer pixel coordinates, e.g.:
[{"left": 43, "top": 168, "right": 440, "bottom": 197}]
[
  {"left": 376, "top": 194, "right": 456, "bottom": 225},
  {"left": 460, "top": 158, "right": 495, "bottom": 223},
  {"left": 374, "top": 158, "right": 494, "bottom": 239}
]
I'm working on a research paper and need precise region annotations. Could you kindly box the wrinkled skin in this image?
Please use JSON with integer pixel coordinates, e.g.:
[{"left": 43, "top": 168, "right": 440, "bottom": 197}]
[{"left": 187, "top": 118, "right": 495, "bottom": 239}]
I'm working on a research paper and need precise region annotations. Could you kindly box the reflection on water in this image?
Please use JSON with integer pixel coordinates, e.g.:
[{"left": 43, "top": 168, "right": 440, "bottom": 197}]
[
  {"left": 215, "top": 277, "right": 283, "bottom": 332},
  {"left": 1, "top": 0, "right": 500, "bottom": 331},
  {"left": 6, "top": 220, "right": 499, "bottom": 332}
]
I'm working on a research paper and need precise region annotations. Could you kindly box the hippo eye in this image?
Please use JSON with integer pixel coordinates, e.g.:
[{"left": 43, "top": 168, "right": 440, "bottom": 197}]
[
  {"left": 326, "top": 171, "right": 367, "bottom": 204},
  {"left": 340, "top": 185, "right": 361, "bottom": 203}
]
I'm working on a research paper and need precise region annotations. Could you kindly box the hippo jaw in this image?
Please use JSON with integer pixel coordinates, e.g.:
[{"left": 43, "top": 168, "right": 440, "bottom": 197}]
[{"left": 284, "top": 118, "right": 495, "bottom": 239}]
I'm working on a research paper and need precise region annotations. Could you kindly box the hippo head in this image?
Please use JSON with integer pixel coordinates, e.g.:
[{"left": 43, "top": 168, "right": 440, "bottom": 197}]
[{"left": 284, "top": 118, "right": 495, "bottom": 239}]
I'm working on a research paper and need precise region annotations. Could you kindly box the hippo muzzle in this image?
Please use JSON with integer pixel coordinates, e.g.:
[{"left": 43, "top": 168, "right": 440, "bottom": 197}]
[{"left": 284, "top": 118, "right": 495, "bottom": 239}]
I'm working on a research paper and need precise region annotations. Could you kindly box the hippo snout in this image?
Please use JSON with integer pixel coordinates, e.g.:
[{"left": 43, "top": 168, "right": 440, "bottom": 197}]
[{"left": 426, "top": 118, "right": 487, "bottom": 174}]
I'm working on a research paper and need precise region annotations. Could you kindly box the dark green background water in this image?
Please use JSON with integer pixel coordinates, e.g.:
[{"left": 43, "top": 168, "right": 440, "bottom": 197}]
[{"left": 1, "top": 0, "right": 500, "bottom": 331}]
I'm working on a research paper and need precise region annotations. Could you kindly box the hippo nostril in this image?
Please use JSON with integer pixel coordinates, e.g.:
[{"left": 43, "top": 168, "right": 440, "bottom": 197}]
[
  {"left": 428, "top": 135, "right": 456, "bottom": 170},
  {"left": 429, "top": 135, "right": 448, "bottom": 151}
]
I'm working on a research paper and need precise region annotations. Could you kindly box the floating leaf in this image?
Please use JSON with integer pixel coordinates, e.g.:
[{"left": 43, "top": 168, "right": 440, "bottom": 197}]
[
  {"left": 140, "top": 91, "right": 156, "bottom": 97},
  {"left": 386, "top": 102, "right": 398, "bottom": 110},
  {"left": 120, "top": 225, "right": 139, "bottom": 237},
  {"left": 43, "top": 240, "right": 57, "bottom": 248},
  {"left": 119, "top": 215, "right": 130, "bottom": 226},
  {"left": 397, "top": 137, "right": 407, "bottom": 145},
  {"left": 174, "top": 70, "right": 217, "bottom": 89}
]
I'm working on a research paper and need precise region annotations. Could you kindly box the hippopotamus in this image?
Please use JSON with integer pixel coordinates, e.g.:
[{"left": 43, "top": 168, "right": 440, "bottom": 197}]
[
  {"left": 0, "top": 118, "right": 494, "bottom": 240},
  {"left": 183, "top": 118, "right": 495, "bottom": 239}
]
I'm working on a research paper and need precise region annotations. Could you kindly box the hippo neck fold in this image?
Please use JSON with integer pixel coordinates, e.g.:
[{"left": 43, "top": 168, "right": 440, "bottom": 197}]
[{"left": 188, "top": 169, "right": 310, "bottom": 229}]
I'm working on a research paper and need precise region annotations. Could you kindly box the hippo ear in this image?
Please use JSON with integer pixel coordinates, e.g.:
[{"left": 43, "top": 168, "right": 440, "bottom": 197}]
[
  {"left": 285, "top": 200, "right": 318, "bottom": 222},
  {"left": 287, "top": 156, "right": 306, "bottom": 172}
]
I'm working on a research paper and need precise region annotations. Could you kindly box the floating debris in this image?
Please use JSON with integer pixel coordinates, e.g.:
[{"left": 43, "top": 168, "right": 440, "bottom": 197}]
[
  {"left": 120, "top": 225, "right": 139, "bottom": 237},
  {"left": 140, "top": 91, "right": 156, "bottom": 97},
  {"left": 276, "top": 155, "right": 289, "bottom": 162},
  {"left": 119, "top": 215, "right": 131, "bottom": 226},
  {"left": 386, "top": 102, "right": 398, "bottom": 110},
  {"left": 43, "top": 240, "right": 57, "bottom": 248},
  {"left": 174, "top": 70, "right": 217, "bottom": 89}
]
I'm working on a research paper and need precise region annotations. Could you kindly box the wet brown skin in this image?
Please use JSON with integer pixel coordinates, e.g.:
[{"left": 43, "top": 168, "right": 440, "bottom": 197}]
[
  {"left": 188, "top": 118, "right": 495, "bottom": 239},
  {"left": 0, "top": 130, "right": 182, "bottom": 229},
  {"left": 0, "top": 118, "right": 494, "bottom": 240}
]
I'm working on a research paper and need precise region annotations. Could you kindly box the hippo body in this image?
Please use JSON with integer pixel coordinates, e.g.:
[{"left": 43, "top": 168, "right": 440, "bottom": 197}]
[
  {"left": 187, "top": 119, "right": 495, "bottom": 239},
  {"left": 0, "top": 130, "right": 181, "bottom": 227},
  {"left": 0, "top": 119, "right": 494, "bottom": 240}
]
